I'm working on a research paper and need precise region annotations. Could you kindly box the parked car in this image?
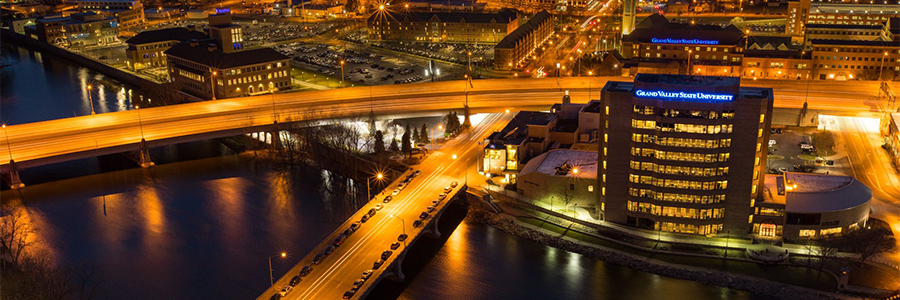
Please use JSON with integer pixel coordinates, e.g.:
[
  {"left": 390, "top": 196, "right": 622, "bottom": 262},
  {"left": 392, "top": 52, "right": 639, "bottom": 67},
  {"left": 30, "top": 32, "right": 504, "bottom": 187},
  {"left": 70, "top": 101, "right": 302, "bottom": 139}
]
[
  {"left": 325, "top": 245, "right": 335, "bottom": 255},
  {"left": 450, "top": 181, "right": 458, "bottom": 188},
  {"left": 289, "top": 276, "right": 301, "bottom": 286},
  {"left": 300, "top": 266, "right": 313, "bottom": 277},
  {"left": 438, "top": 194, "right": 447, "bottom": 200},
  {"left": 398, "top": 234, "right": 408, "bottom": 241},
  {"left": 375, "top": 204, "right": 384, "bottom": 211},
  {"left": 381, "top": 250, "right": 393, "bottom": 260},
  {"left": 361, "top": 214, "right": 370, "bottom": 223},
  {"left": 352, "top": 279, "right": 365, "bottom": 288},
  {"left": 313, "top": 253, "right": 325, "bottom": 265},
  {"left": 413, "top": 220, "right": 423, "bottom": 228},
  {"left": 350, "top": 222, "right": 360, "bottom": 231},
  {"left": 383, "top": 196, "right": 393, "bottom": 203},
  {"left": 270, "top": 294, "right": 281, "bottom": 300},
  {"left": 342, "top": 290, "right": 355, "bottom": 299},
  {"left": 426, "top": 206, "right": 435, "bottom": 213},
  {"left": 444, "top": 186, "right": 452, "bottom": 192},
  {"left": 419, "top": 212, "right": 429, "bottom": 220},
  {"left": 373, "top": 259, "right": 384, "bottom": 269},
  {"left": 362, "top": 270, "right": 373, "bottom": 279},
  {"left": 368, "top": 208, "right": 377, "bottom": 217},
  {"left": 279, "top": 285, "right": 292, "bottom": 296},
  {"left": 391, "top": 242, "right": 401, "bottom": 250}
]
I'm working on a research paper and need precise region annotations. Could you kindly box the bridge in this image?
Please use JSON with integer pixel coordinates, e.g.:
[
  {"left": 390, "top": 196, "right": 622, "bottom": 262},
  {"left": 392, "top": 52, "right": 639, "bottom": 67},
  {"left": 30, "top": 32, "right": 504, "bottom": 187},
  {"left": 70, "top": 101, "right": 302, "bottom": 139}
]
[
  {"left": 256, "top": 113, "right": 508, "bottom": 300},
  {"left": 1, "top": 77, "right": 893, "bottom": 188}
]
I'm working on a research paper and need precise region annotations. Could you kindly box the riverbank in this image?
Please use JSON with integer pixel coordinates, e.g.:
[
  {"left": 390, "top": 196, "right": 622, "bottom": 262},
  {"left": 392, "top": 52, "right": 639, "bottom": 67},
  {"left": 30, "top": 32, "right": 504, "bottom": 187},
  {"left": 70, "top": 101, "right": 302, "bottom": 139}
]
[{"left": 465, "top": 195, "right": 864, "bottom": 300}]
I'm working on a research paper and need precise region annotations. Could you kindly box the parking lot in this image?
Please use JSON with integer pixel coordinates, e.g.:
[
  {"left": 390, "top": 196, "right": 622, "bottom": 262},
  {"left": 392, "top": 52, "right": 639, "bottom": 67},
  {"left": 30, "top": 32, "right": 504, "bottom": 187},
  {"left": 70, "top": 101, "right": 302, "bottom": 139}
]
[
  {"left": 767, "top": 127, "right": 837, "bottom": 174},
  {"left": 279, "top": 41, "right": 433, "bottom": 86}
]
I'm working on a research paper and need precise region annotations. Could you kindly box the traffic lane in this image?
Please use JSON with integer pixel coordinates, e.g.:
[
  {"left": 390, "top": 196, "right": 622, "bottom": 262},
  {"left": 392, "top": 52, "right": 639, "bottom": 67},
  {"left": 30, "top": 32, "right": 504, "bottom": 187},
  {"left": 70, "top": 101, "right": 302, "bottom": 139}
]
[{"left": 288, "top": 114, "right": 505, "bottom": 299}]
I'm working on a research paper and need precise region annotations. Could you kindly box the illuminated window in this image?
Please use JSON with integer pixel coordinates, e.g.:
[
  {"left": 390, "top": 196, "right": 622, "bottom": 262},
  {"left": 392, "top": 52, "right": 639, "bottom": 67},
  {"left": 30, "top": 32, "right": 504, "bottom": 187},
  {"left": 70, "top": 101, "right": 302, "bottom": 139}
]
[
  {"left": 821, "top": 227, "right": 842, "bottom": 235},
  {"left": 799, "top": 229, "right": 816, "bottom": 237},
  {"left": 588, "top": 185, "right": 594, "bottom": 192}
]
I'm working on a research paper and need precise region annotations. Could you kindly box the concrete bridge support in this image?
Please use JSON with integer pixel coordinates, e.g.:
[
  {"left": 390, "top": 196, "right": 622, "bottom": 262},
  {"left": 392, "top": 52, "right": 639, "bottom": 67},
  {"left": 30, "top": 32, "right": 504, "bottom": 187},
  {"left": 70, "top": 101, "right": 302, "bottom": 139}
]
[
  {"left": 139, "top": 139, "right": 155, "bottom": 168},
  {"left": 385, "top": 250, "right": 406, "bottom": 282},
  {"left": 424, "top": 208, "right": 444, "bottom": 239},
  {"left": 270, "top": 130, "right": 282, "bottom": 148},
  {"left": 6, "top": 159, "right": 24, "bottom": 189}
]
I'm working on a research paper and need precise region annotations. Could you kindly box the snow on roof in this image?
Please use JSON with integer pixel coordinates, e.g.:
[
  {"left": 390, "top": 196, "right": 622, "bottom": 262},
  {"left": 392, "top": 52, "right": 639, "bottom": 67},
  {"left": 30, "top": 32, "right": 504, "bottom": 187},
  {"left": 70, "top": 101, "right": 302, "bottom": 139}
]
[{"left": 520, "top": 149, "right": 597, "bottom": 179}]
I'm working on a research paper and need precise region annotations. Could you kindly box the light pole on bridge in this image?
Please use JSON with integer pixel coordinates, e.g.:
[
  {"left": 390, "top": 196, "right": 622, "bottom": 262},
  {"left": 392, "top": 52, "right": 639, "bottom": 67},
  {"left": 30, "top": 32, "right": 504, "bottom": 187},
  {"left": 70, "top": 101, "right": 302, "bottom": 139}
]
[
  {"left": 390, "top": 214, "right": 407, "bottom": 247},
  {"left": 268, "top": 252, "right": 287, "bottom": 287},
  {"left": 87, "top": 84, "right": 96, "bottom": 115},
  {"left": 367, "top": 172, "right": 384, "bottom": 201}
]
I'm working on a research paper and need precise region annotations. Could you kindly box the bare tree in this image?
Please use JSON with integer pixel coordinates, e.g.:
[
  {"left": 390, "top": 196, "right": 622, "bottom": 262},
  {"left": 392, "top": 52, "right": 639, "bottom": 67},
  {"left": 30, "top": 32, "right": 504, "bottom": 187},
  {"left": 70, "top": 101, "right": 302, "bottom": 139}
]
[
  {"left": 809, "top": 236, "right": 841, "bottom": 279},
  {"left": 0, "top": 208, "right": 37, "bottom": 270},
  {"left": 842, "top": 228, "right": 897, "bottom": 266}
]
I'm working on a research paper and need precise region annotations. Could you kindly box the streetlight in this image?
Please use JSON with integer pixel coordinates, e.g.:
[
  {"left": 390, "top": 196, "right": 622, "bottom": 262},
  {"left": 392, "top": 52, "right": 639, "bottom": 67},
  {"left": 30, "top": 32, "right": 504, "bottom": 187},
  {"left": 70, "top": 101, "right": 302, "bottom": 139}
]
[
  {"left": 340, "top": 60, "right": 345, "bottom": 88},
  {"left": 587, "top": 71, "right": 594, "bottom": 100},
  {"left": 87, "top": 84, "right": 96, "bottom": 115},
  {"left": 367, "top": 173, "right": 384, "bottom": 201},
  {"left": 135, "top": 105, "right": 145, "bottom": 140},
  {"left": 879, "top": 51, "right": 889, "bottom": 81},
  {"left": 268, "top": 252, "right": 287, "bottom": 287},
  {"left": 210, "top": 70, "right": 218, "bottom": 100},
  {"left": 687, "top": 50, "right": 693, "bottom": 75},
  {"left": 389, "top": 214, "right": 407, "bottom": 246}
]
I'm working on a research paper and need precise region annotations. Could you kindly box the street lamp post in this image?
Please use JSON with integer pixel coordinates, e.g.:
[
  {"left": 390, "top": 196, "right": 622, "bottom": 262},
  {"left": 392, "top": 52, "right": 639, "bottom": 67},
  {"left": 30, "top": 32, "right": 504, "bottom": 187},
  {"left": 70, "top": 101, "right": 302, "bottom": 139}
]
[
  {"left": 210, "top": 70, "right": 218, "bottom": 100},
  {"left": 268, "top": 252, "right": 287, "bottom": 287},
  {"left": 390, "top": 214, "right": 407, "bottom": 246},
  {"left": 367, "top": 173, "right": 384, "bottom": 201},
  {"left": 135, "top": 105, "right": 145, "bottom": 140},
  {"left": 87, "top": 84, "right": 96, "bottom": 115},
  {"left": 687, "top": 50, "right": 693, "bottom": 75},
  {"left": 340, "top": 60, "right": 345, "bottom": 88},
  {"left": 879, "top": 51, "right": 889, "bottom": 81},
  {"left": 587, "top": 71, "right": 593, "bottom": 100}
]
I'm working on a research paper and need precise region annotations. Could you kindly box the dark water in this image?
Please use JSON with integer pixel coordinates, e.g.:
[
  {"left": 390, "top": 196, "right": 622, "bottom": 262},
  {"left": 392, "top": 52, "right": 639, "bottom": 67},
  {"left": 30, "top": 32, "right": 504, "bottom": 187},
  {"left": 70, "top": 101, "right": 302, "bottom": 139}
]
[{"left": 1, "top": 43, "right": 134, "bottom": 125}]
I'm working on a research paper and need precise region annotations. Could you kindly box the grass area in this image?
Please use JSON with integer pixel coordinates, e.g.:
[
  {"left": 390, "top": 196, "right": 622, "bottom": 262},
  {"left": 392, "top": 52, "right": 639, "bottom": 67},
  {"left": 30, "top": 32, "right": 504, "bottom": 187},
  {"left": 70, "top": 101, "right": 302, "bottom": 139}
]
[
  {"left": 797, "top": 154, "right": 819, "bottom": 160},
  {"left": 518, "top": 217, "right": 838, "bottom": 292},
  {"left": 290, "top": 67, "right": 368, "bottom": 88},
  {"left": 767, "top": 155, "right": 785, "bottom": 161},
  {"left": 844, "top": 263, "right": 900, "bottom": 290}
]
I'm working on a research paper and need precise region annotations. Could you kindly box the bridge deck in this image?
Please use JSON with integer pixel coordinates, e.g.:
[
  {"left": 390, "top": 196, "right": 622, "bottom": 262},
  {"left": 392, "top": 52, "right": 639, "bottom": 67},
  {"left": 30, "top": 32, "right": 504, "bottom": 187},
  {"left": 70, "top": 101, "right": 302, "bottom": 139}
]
[
  {"left": 257, "top": 113, "right": 508, "bottom": 300},
  {"left": 1, "top": 77, "right": 892, "bottom": 174}
]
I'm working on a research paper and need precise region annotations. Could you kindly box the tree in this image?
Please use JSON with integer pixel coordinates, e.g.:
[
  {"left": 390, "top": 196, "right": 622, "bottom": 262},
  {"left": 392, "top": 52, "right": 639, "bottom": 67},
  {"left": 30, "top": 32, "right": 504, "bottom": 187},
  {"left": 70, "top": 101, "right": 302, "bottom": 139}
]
[
  {"left": 0, "top": 208, "right": 37, "bottom": 270},
  {"left": 401, "top": 123, "right": 412, "bottom": 155},
  {"left": 811, "top": 130, "right": 835, "bottom": 156},
  {"left": 842, "top": 228, "right": 897, "bottom": 266},
  {"left": 809, "top": 236, "right": 841, "bottom": 279},
  {"left": 412, "top": 127, "right": 421, "bottom": 145},
  {"left": 389, "top": 139, "right": 399, "bottom": 152},
  {"left": 373, "top": 130, "right": 385, "bottom": 154},
  {"left": 444, "top": 112, "right": 460, "bottom": 135},
  {"left": 420, "top": 123, "right": 430, "bottom": 144}
]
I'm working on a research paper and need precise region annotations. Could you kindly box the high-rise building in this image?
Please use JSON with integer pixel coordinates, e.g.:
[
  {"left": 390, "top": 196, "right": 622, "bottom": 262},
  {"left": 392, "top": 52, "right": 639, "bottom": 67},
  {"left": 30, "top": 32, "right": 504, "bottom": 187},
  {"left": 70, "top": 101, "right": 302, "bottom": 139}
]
[
  {"left": 599, "top": 74, "right": 773, "bottom": 235},
  {"left": 621, "top": 0, "right": 636, "bottom": 35},
  {"left": 785, "top": 0, "right": 810, "bottom": 42}
]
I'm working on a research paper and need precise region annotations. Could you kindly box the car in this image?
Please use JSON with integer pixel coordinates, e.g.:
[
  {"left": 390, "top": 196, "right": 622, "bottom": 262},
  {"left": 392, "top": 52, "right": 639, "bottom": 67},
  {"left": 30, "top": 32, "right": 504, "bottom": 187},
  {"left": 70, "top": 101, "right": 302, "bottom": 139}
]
[
  {"left": 368, "top": 208, "right": 377, "bottom": 217},
  {"left": 413, "top": 170, "right": 421, "bottom": 176},
  {"left": 438, "top": 194, "right": 447, "bottom": 200},
  {"left": 313, "top": 253, "right": 325, "bottom": 264},
  {"left": 352, "top": 279, "right": 365, "bottom": 288},
  {"left": 413, "top": 220, "right": 423, "bottom": 228},
  {"left": 343, "top": 228, "right": 353, "bottom": 236},
  {"left": 374, "top": 204, "right": 384, "bottom": 211},
  {"left": 334, "top": 234, "right": 345, "bottom": 246},
  {"left": 373, "top": 259, "right": 384, "bottom": 269},
  {"left": 398, "top": 233, "right": 408, "bottom": 241},
  {"left": 382, "top": 196, "right": 393, "bottom": 203},
  {"left": 419, "top": 212, "right": 429, "bottom": 220},
  {"left": 290, "top": 275, "right": 301, "bottom": 286},
  {"left": 390, "top": 242, "right": 401, "bottom": 250},
  {"left": 361, "top": 214, "right": 370, "bottom": 223},
  {"left": 270, "top": 294, "right": 281, "bottom": 300},
  {"left": 342, "top": 290, "right": 355, "bottom": 299},
  {"left": 381, "top": 250, "right": 393, "bottom": 260},
  {"left": 279, "top": 285, "right": 292, "bottom": 296},
  {"left": 300, "top": 266, "right": 313, "bottom": 277},
  {"left": 450, "top": 181, "right": 458, "bottom": 188},
  {"left": 362, "top": 270, "right": 373, "bottom": 279},
  {"left": 432, "top": 200, "right": 441, "bottom": 205},
  {"left": 426, "top": 206, "right": 435, "bottom": 213},
  {"left": 444, "top": 186, "right": 452, "bottom": 192},
  {"left": 325, "top": 245, "right": 335, "bottom": 255},
  {"left": 392, "top": 189, "right": 401, "bottom": 196},
  {"left": 350, "top": 222, "right": 360, "bottom": 231}
]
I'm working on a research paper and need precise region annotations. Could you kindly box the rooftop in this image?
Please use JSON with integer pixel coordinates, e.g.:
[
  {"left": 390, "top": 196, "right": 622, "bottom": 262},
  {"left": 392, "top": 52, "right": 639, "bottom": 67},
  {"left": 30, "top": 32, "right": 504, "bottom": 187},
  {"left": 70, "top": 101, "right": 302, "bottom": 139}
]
[
  {"left": 367, "top": 8, "right": 517, "bottom": 24},
  {"left": 623, "top": 13, "right": 745, "bottom": 46},
  {"left": 762, "top": 173, "right": 872, "bottom": 213},
  {"left": 126, "top": 27, "right": 208, "bottom": 45},
  {"left": 495, "top": 10, "right": 551, "bottom": 49},
  {"left": 810, "top": 39, "right": 900, "bottom": 47},
  {"left": 520, "top": 149, "right": 597, "bottom": 179},
  {"left": 806, "top": 23, "right": 884, "bottom": 29},
  {"left": 164, "top": 41, "right": 289, "bottom": 69}
]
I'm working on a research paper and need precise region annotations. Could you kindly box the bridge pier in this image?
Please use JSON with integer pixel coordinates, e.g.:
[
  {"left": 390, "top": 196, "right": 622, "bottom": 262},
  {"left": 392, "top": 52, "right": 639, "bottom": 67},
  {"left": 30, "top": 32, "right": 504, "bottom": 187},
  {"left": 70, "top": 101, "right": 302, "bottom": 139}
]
[
  {"left": 270, "top": 130, "right": 282, "bottom": 148},
  {"left": 424, "top": 208, "right": 444, "bottom": 239},
  {"left": 139, "top": 139, "right": 155, "bottom": 168},
  {"left": 385, "top": 250, "right": 406, "bottom": 282},
  {"left": 6, "top": 159, "right": 25, "bottom": 189}
]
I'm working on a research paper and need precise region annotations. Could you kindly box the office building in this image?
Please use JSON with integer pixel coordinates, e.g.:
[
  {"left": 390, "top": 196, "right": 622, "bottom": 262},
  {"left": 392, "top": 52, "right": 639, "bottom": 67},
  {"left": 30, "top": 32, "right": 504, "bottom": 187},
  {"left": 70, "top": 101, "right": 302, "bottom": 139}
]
[
  {"left": 78, "top": 0, "right": 143, "bottom": 28},
  {"left": 367, "top": 9, "right": 519, "bottom": 44},
  {"left": 809, "top": 39, "right": 899, "bottom": 80},
  {"left": 494, "top": 10, "right": 553, "bottom": 70},
  {"left": 599, "top": 74, "right": 773, "bottom": 235},
  {"left": 805, "top": 23, "right": 893, "bottom": 41},
  {"left": 125, "top": 27, "right": 207, "bottom": 70}
]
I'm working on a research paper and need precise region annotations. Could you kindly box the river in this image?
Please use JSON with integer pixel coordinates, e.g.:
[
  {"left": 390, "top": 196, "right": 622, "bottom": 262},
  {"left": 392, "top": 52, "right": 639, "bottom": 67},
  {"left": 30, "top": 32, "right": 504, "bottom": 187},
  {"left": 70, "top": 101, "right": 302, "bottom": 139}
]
[{"left": 0, "top": 41, "right": 771, "bottom": 299}]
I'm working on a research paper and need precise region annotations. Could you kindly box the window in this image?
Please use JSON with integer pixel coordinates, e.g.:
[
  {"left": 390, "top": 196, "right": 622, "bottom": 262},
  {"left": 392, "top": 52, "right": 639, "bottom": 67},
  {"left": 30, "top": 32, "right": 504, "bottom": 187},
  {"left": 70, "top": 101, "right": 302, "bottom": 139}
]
[
  {"left": 799, "top": 229, "right": 816, "bottom": 237},
  {"left": 821, "top": 227, "right": 842, "bottom": 235}
]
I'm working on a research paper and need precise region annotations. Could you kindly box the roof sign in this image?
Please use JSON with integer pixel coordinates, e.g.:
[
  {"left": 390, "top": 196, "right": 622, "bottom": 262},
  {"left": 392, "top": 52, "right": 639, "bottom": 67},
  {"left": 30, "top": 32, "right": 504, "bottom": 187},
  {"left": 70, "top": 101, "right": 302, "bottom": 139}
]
[
  {"left": 650, "top": 38, "right": 719, "bottom": 45},
  {"left": 634, "top": 89, "right": 734, "bottom": 102}
]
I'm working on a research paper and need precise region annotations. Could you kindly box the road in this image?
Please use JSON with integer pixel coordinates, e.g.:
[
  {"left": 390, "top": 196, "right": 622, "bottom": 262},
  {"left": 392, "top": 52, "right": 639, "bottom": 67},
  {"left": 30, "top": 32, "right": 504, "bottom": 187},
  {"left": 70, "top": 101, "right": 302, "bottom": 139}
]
[
  {"left": 1, "top": 77, "right": 895, "bottom": 173},
  {"left": 826, "top": 115, "right": 900, "bottom": 264},
  {"left": 257, "top": 113, "right": 509, "bottom": 300}
]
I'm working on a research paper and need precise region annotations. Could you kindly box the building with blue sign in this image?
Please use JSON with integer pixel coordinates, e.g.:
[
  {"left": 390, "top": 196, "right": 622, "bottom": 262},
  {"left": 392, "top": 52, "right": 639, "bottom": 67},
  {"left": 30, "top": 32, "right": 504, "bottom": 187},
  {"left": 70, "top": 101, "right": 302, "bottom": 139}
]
[{"left": 600, "top": 74, "right": 773, "bottom": 235}]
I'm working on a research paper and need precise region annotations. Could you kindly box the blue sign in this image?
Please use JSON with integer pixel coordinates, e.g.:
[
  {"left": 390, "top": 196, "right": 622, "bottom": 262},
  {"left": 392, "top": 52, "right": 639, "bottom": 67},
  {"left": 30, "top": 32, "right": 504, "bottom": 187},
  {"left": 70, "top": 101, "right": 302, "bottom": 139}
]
[
  {"left": 215, "top": 8, "right": 231, "bottom": 14},
  {"left": 634, "top": 90, "right": 734, "bottom": 102},
  {"left": 650, "top": 38, "right": 719, "bottom": 45}
]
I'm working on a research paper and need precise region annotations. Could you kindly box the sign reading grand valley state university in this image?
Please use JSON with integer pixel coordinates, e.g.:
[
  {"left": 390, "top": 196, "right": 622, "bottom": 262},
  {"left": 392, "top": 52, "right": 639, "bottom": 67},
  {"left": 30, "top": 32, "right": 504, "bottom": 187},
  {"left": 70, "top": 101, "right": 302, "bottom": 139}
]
[
  {"left": 650, "top": 38, "right": 719, "bottom": 45},
  {"left": 634, "top": 90, "right": 734, "bottom": 102}
]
